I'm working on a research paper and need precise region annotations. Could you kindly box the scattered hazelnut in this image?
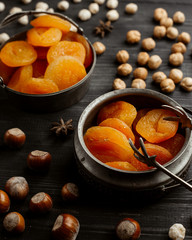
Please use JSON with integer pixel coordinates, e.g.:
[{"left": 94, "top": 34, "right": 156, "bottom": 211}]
[
  {"left": 29, "top": 192, "right": 53, "bottom": 213},
  {"left": 78, "top": 9, "right": 91, "bottom": 21},
  {"left": 116, "top": 218, "right": 141, "bottom": 240},
  {"left": 168, "top": 223, "right": 186, "bottom": 240},
  {"left": 4, "top": 128, "right": 26, "bottom": 149},
  {"left": 117, "top": 63, "right": 132, "bottom": 76},
  {"left": 133, "top": 67, "right": 148, "bottom": 80},
  {"left": 106, "top": 9, "right": 119, "bottom": 21},
  {"left": 169, "top": 69, "right": 183, "bottom": 84},
  {"left": 27, "top": 150, "right": 52, "bottom": 171},
  {"left": 160, "top": 78, "right": 175, "bottom": 93},
  {"left": 169, "top": 53, "right": 184, "bottom": 66},
  {"left": 171, "top": 42, "right": 186, "bottom": 54},
  {"left": 0, "top": 2, "right": 5, "bottom": 12},
  {"left": 180, "top": 77, "right": 192, "bottom": 92},
  {"left": 57, "top": 1, "right": 70, "bottom": 11},
  {"left": 73, "top": 0, "right": 82, "bottom": 3},
  {"left": 21, "top": 0, "right": 32, "bottom": 4},
  {"left": 148, "top": 55, "right": 162, "bottom": 70},
  {"left": 5, "top": 176, "right": 29, "bottom": 200},
  {"left": 126, "top": 30, "right": 141, "bottom": 44},
  {"left": 113, "top": 78, "right": 126, "bottom": 90},
  {"left": 153, "top": 8, "right": 168, "bottom": 21},
  {"left": 137, "top": 52, "right": 149, "bottom": 66},
  {"left": 18, "top": 15, "right": 29, "bottom": 25},
  {"left": 61, "top": 183, "right": 79, "bottom": 201},
  {"left": 93, "top": 42, "right": 106, "bottom": 55},
  {"left": 9, "top": 7, "right": 22, "bottom": 14},
  {"left": 153, "top": 26, "right": 166, "bottom": 39},
  {"left": 125, "top": 3, "right": 138, "bottom": 14},
  {"left": 131, "top": 79, "right": 146, "bottom": 89},
  {"left": 166, "top": 27, "right": 179, "bottom": 40},
  {"left": 116, "top": 50, "right": 129, "bottom": 63},
  {"left": 94, "top": 0, "right": 105, "bottom": 5},
  {"left": 178, "top": 32, "right": 191, "bottom": 44},
  {"left": 141, "top": 38, "right": 156, "bottom": 51},
  {"left": 160, "top": 17, "right": 173, "bottom": 28},
  {"left": 173, "top": 11, "right": 185, "bottom": 24},
  {"left": 35, "top": 2, "right": 49, "bottom": 10},
  {"left": 3, "top": 212, "right": 25, "bottom": 233},
  {"left": 106, "top": 0, "right": 118, "bottom": 9},
  {"left": 152, "top": 72, "right": 167, "bottom": 84},
  {"left": 0, "top": 190, "right": 10, "bottom": 213},
  {"left": 52, "top": 214, "right": 80, "bottom": 240},
  {"left": 88, "top": 3, "right": 99, "bottom": 14},
  {"left": 0, "top": 33, "right": 10, "bottom": 45}
]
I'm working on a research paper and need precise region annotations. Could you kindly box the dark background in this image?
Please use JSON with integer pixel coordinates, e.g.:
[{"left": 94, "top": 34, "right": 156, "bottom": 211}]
[{"left": 0, "top": 0, "right": 192, "bottom": 239}]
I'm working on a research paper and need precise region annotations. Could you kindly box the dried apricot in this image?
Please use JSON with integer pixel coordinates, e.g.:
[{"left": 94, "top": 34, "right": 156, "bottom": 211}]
[
  {"left": 44, "top": 56, "right": 86, "bottom": 90},
  {"left": 136, "top": 109, "right": 179, "bottom": 143},
  {"left": 0, "top": 59, "right": 15, "bottom": 85},
  {"left": 132, "top": 108, "right": 151, "bottom": 131},
  {"left": 27, "top": 27, "right": 62, "bottom": 47},
  {"left": 0, "top": 41, "right": 37, "bottom": 67},
  {"left": 99, "top": 118, "right": 135, "bottom": 143},
  {"left": 35, "top": 47, "right": 49, "bottom": 59},
  {"left": 47, "top": 41, "right": 86, "bottom": 64},
  {"left": 32, "top": 59, "right": 48, "bottom": 78},
  {"left": 30, "top": 15, "right": 71, "bottom": 34},
  {"left": 97, "top": 101, "right": 137, "bottom": 128},
  {"left": 105, "top": 161, "right": 137, "bottom": 171}
]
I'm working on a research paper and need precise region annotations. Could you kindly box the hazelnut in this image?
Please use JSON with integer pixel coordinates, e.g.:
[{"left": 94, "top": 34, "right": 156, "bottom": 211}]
[
  {"left": 78, "top": 9, "right": 91, "bottom": 21},
  {"left": 153, "top": 8, "right": 168, "bottom": 21},
  {"left": 106, "top": 9, "right": 119, "bottom": 21},
  {"left": 4, "top": 128, "right": 26, "bottom": 149},
  {"left": 0, "top": 33, "right": 10, "bottom": 44},
  {"left": 52, "top": 214, "right": 80, "bottom": 240},
  {"left": 166, "top": 27, "right": 179, "bottom": 40},
  {"left": 168, "top": 223, "right": 186, "bottom": 240},
  {"left": 113, "top": 78, "right": 126, "bottom": 90},
  {"left": 29, "top": 192, "right": 53, "bottom": 213},
  {"left": 116, "top": 218, "right": 141, "bottom": 240},
  {"left": 180, "top": 77, "right": 192, "bottom": 92},
  {"left": 178, "top": 32, "right": 191, "bottom": 44},
  {"left": 27, "top": 150, "right": 52, "bottom": 171},
  {"left": 125, "top": 3, "right": 138, "bottom": 14},
  {"left": 152, "top": 72, "right": 167, "bottom": 84},
  {"left": 160, "top": 78, "right": 175, "bottom": 93},
  {"left": 35, "top": 2, "right": 49, "bottom": 10},
  {"left": 3, "top": 212, "right": 25, "bottom": 233},
  {"left": 148, "top": 55, "right": 162, "bottom": 69},
  {"left": 173, "top": 11, "right": 185, "bottom": 24},
  {"left": 106, "top": 0, "right": 119, "bottom": 9},
  {"left": 137, "top": 52, "right": 149, "bottom": 66},
  {"left": 88, "top": 3, "right": 99, "bottom": 14},
  {"left": 21, "top": 0, "right": 32, "bottom": 4},
  {"left": 117, "top": 63, "right": 132, "bottom": 76},
  {"left": 169, "top": 69, "right": 183, "bottom": 84},
  {"left": 73, "top": 0, "right": 82, "bottom": 3},
  {"left": 0, "top": 190, "right": 10, "bottom": 213},
  {"left": 0, "top": 2, "right": 5, "bottom": 12},
  {"left": 57, "top": 1, "right": 70, "bottom": 11},
  {"left": 153, "top": 26, "right": 166, "bottom": 39},
  {"left": 131, "top": 79, "right": 146, "bottom": 89},
  {"left": 116, "top": 50, "right": 129, "bottom": 63},
  {"left": 141, "top": 38, "right": 156, "bottom": 51},
  {"left": 5, "top": 176, "right": 29, "bottom": 200},
  {"left": 61, "top": 183, "right": 79, "bottom": 201},
  {"left": 160, "top": 17, "right": 173, "bottom": 28},
  {"left": 169, "top": 53, "right": 184, "bottom": 66},
  {"left": 94, "top": 0, "right": 105, "bottom": 5},
  {"left": 133, "top": 67, "right": 148, "bottom": 80},
  {"left": 126, "top": 30, "right": 141, "bottom": 44},
  {"left": 93, "top": 41, "right": 106, "bottom": 55},
  {"left": 171, "top": 42, "right": 186, "bottom": 54}
]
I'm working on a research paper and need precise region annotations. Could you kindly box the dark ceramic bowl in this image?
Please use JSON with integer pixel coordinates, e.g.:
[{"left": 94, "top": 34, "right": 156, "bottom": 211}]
[
  {"left": 0, "top": 11, "right": 96, "bottom": 112},
  {"left": 74, "top": 89, "right": 192, "bottom": 196}
]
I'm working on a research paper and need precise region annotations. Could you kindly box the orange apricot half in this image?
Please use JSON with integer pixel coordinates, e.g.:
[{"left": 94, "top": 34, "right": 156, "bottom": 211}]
[{"left": 0, "top": 59, "right": 15, "bottom": 85}]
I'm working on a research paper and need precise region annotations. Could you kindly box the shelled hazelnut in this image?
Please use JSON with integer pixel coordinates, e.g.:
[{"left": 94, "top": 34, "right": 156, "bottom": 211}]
[
  {"left": 35, "top": 2, "right": 49, "bottom": 10},
  {"left": 152, "top": 72, "right": 167, "bottom": 84},
  {"left": 93, "top": 42, "right": 106, "bottom": 55},
  {"left": 57, "top": 1, "right": 70, "bottom": 11},
  {"left": 61, "top": 183, "right": 79, "bottom": 201},
  {"left": 169, "top": 53, "right": 184, "bottom": 66},
  {"left": 116, "top": 50, "right": 129, "bottom": 63},
  {"left": 126, "top": 30, "right": 141, "bottom": 44},
  {"left": 5, "top": 176, "right": 29, "bottom": 200},
  {"left": 0, "top": 33, "right": 10, "bottom": 45},
  {"left": 94, "top": 0, "right": 105, "bottom": 5},
  {"left": 0, "top": 2, "right": 5, "bottom": 12},
  {"left": 133, "top": 67, "right": 148, "bottom": 80},
  {"left": 125, "top": 3, "right": 138, "bottom": 14},
  {"left": 137, "top": 52, "right": 149, "bottom": 66},
  {"left": 106, "top": 9, "right": 119, "bottom": 21},
  {"left": 166, "top": 27, "right": 179, "bottom": 40},
  {"left": 160, "top": 17, "right": 173, "bottom": 28},
  {"left": 178, "top": 32, "right": 191, "bottom": 44},
  {"left": 148, "top": 55, "right": 162, "bottom": 69},
  {"left": 141, "top": 38, "right": 156, "bottom": 51},
  {"left": 168, "top": 223, "right": 186, "bottom": 240},
  {"left": 4, "top": 128, "right": 26, "bottom": 149},
  {"left": 173, "top": 11, "right": 185, "bottom": 24},
  {"left": 153, "top": 8, "right": 168, "bottom": 21},
  {"left": 0, "top": 190, "right": 10, "bottom": 213},
  {"left": 180, "top": 77, "right": 192, "bottom": 92},
  {"left": 78, "top": 9, "right": 91, "bottom": 21},
  {"left": 171, "top": 42, "right": 186, "bottom": 54},
  {"left": 153, "top": 26, "right": 166, "bottom": 39},
  {"left": 21, "top": 0, "right": 32, "bottom": 4},
  {"left": 160, "top": 78, "right": 175, "bottom": 93},
  {"left": 131, "top": 79, "right": 146, "bottom": 89},
  {"left": 29, "top": 192, "right": 53, "bottom": 213},
  {"left": 169, "top": 69, "right": 183, "bottom": 84},
  {"left": 117, "top": 63, "right": 132, "bottom": 76},
  {"left": 106, "top": 0, "right": 119, "bottom": 9},
  {"left": 27, "top": 150, "right": 52, "bottom": 171},
  {"left": 88, "top": 3, "right": 99, "bottom": 14},
  {"left": 113, "top": 78, "right": 126, "bottom": 90},
  {"left": 3, "top": 212, "right": 25, "bottom": 233},
  {"left": 52, "top": 213, "right": 80, "bottom": 240}
]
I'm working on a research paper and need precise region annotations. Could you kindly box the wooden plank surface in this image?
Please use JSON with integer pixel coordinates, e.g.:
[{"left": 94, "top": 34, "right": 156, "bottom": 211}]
[{"left": 0, "top": 0, "right": 192, "bottom": 239}]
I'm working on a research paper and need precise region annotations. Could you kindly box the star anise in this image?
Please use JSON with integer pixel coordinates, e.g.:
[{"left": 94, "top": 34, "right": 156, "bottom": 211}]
[
  {"left": 50, "top": 118, "right": 74, "bottom": 136},
  {"left": 94, "top": 20, "right": 113, "bottom": 38}
]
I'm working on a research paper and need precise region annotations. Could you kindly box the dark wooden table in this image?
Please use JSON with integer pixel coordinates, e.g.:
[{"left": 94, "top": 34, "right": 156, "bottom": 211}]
[{"left": 0, "top": 0, "right": 192, "bottom": 239}]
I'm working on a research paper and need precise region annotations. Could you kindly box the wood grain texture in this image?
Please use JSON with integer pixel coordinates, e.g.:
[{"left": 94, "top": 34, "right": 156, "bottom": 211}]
[{"left": 0, "top": 0, "right": 192, "bottom": 239}]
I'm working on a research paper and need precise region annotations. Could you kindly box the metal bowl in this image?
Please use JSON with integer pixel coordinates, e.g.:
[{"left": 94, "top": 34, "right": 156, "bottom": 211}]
[
  {"left": 0, "top": 11, "right": 96, "bottom": 112},
  {"left": 74, "top": 89, "right": 192, "bottom": 197}
]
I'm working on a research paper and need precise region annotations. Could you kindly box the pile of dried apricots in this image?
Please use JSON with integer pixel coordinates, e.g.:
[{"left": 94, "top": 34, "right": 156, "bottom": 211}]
[
  {"left": 0, "top": 15, "right": 93, "bottom": 94},
  {"left": 84, "top": 101, "right": 185, "bottom": 171}
]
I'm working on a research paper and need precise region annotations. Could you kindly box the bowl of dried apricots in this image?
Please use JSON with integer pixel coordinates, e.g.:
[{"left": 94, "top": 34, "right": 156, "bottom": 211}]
[
  {"left": 74, "top": 88, "right": 192, "bottom": 195},
  {"left": 0, "top": 11, "right": 96, "bottom": 112}
]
